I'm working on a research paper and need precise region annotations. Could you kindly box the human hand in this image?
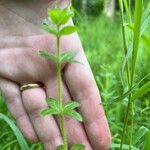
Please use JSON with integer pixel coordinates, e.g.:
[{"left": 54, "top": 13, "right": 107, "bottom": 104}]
[{"left": 0, "top": 1, "right": 111, "bottom": 150}]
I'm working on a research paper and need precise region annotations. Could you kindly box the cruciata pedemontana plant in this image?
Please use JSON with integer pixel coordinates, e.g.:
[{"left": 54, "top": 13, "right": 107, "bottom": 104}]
[{"left": 39, "top": 6, "right": 85, "bottom": 150}]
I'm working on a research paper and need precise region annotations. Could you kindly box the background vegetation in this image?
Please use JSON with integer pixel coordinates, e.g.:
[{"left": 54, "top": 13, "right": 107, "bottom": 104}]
[{"left": 0, "top": 0, "right": 150, "bottom": 149}]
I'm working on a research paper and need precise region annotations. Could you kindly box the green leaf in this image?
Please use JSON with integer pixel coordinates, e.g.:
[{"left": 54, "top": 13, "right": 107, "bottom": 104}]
[
  {"left": 133, "top": 126, "right": 149, "bottom": 145},
  {"left": 132, "top": 81, "right": 150, "bottom": 101},
  {"left": 70, "top": 60, "right": 83, "bottom": 65},
  {"left": 56, "top": 145, "right": 65, "bottom": 150},
  {"left": 111, "top": 143, "right": 140, "bottom": 150},
  {"left": 144, "top": 131, "right": 150, "bottom": 150},
  {"left": 60, "top": 26, "right": 78, "bottom": 36},
  {"left": 61, "top": 52, "right": 77, "bottom": 63},
  {"left": 141, "top": 14, "right": 150, "bottom": 35},
  {"left": 123, "top": 0, "right": 132, "bottom": 23},
  {"left": 47, "top": 98, "right": 60, "bottom": 111},
  {"left": 63, "top": 109, "right": 83, "bottom": 122},
  {"left": 42, "top": 20, "right": 58, "bottom": 36},
  {"left": 39, "top": 51, "right": 57, "bottom": 62},
  {"left": 71, "top": 144, "right": 85, "bottom": 150},
  {"left": 48, "top": 7, "right": 74, "bottom": 25},
  {"left": 63, "top": 101, "right": 80, "bottom": 110},
  {"left": 105, "top": 73, "right": 150, "bottom": 105},
  {"left": 124, "top": 23, "right": 134, "bottom": 31},
  {"left": 48, "top": 8, "right": 62, "bottom": 25},
  {"left": 0, "top": 113, "right": 30, "bottom": 150},
  {"left": 1, "top": 140, "right": 17, "bottom": 150},
  {"left": 141, "top": 1, "right": 150, "bottom": 35},
  {"left": 141, "top": 35, "right": 150, "bottom": 53},
  {"left": 60, "top": 8, "right": 74, "bottom": 24},
  {"left": 131, "top": 0, "right": 142, "bottom": 82},
  {"left": 41, "top": 108, "right": 60, "bottom": 116}
]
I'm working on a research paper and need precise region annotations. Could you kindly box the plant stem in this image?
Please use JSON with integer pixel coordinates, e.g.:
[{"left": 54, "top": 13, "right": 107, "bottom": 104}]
[
  {"left": 129, "top": 101, "right": 134, "bottom": 150},
  {"left": 119, "top": 0, "right": 142, "bottom": 149},
  {"left": 119, "top": 0, "right": 131, "bottom": 86},
  {"left": 56, "top": 26, "right": 68, "bottom": 150},
  {"left": 119, "top": 1, "right": 131, "bottom": 148},
  {"left": 119, "top": 94, "right": 131, "bottom": 150}
]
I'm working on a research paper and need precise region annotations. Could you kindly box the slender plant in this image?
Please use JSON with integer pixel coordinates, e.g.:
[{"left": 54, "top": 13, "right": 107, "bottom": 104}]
[
  {"left": 118, "top": 0, "right": 144, "bottom": 150},
  {"left": 39, "top": 6, "right": 85, "bottom": 150}
]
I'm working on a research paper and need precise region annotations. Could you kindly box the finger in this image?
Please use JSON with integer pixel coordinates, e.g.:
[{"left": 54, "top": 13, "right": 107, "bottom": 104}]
[
  {"left": 45, "top": 78, "right": 92, "bottom": 149},
  {"left": 63, "top": 36, "right": 111, "bottom": 150},
  {"left": 0, "top": 78, "right": 38, "bottom": 141},
  {"left": 22, "top": 87, "right": 63, "bottom": 150}
]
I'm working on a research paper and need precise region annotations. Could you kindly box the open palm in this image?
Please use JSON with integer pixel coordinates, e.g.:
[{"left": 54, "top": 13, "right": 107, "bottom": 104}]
[{"left": 0, "top": 3, "right": 111, "bottom": 150}]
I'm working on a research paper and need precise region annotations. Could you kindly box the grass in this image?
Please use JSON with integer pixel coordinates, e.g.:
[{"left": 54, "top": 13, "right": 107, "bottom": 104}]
[{"left": 0, "top": 4, "right": 150, "bottom": 149}]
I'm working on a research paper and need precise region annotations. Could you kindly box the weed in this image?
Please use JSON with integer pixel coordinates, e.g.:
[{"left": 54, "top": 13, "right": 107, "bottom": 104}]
[{"left": 39, "top": 6, "right": 85, "bottom": 150}]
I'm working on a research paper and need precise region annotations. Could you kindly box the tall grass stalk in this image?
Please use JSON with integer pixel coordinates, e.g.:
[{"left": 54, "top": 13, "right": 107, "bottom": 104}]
[{"left": 119, "top": 0, "right": 143, "bottom": 149}]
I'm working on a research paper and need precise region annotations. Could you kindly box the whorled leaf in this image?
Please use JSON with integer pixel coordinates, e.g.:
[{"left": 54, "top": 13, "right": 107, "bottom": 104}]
[
  {"left": 56, "top": 145, "right": 65, "bottom": 150},
  {"left": 61, "top": 52, "right": 77, "bottom": 63},
  {"left": 71, "top": 144, "right": 85, "bottom": 150},
  {"left": 47, "top": 98, "right": 60, "bottom": 111},
  {"left": 42, "top": 20, "right": 58, "bottom": 36},
  {"left": 60, "top": 26, "right": 78, "bottom": 36},
  {"left": 63, "top": 101, "right": 80, "bottom": 110},
  {"left": 48, "top": 7, "right": 74, "bottom": 26},
  {"left": 41, "top": 108, "right": 60, "bottom": 116},
  {"left": 63, "top": 109, "right": 83, "bottom": 122},
  {"left": 39, "top": 51, "right": 57, "bottom": 62}
]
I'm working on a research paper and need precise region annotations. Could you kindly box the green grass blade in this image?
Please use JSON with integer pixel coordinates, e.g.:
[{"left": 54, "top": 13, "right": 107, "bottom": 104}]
[
  {"left": 1, "top": 140, "right": 17, "bottom": 150},
  {"left": 123, "top": 0, "right": 132, "bottom": 22},
  {"left": 141, "top": 14, "right": 150, "bottom": 35},
  {"left": 105, "top": 73, "right": 150, "bottom": 104},
  {"left": 111, "top": 143, "right": 140, "bottom": 150},
  {"left": 131, "top": 0, "right": 143, "bottom": 83},
  {"left": 133, "top": 126, "right": 149, "bottom": 145},
  {"left": 132, "top": 81, "right": 150, "bottom": 101},
  {"left": 0, "top": 113, "right": 30, "bottom": 150},
  {"left": 143, "top": 0, "right": 150, "bottom": 20},
  {"left": 141, "top": 35, "right": 150, "bottom": 53},
  {"left": 144, "top": 131, "right": 150, "bottom": 150}
]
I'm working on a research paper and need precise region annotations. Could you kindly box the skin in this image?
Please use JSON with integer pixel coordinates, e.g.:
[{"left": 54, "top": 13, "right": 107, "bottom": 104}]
[{"left": 0, "top": 0, "right": 111, "bottom": 149}]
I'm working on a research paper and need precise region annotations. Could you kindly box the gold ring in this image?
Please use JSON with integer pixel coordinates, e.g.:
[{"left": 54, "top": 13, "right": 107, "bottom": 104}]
[{"left": 20, "top": 83, "right": 44, "bottom": 92}]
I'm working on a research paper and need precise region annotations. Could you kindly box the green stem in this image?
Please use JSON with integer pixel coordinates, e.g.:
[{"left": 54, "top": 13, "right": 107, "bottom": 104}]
[
  {"left": 120, "top": 94, "right": 131, "bottom": 150},
  {"left": 118, "top": 0, "right": 133, "bottom": 149},
  {"left": 118, "top": 0, "right": 131, "bottom": 86},
  {"left": 129, "top": 101, "right": 134, "bottom": 150},
  {"left": 60, "top": 115, "right": 68, "bottom": 150},
  {"left": 56, "top": 26, "right": 68, "bottom": 150},
  {"left": 119, "top": 1, "right": 131, "bottom": 148}
]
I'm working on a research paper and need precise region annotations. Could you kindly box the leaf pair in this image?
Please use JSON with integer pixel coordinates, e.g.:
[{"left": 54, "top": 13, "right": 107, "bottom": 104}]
[
  {"left": 41, "top": 98, "right": 83, "bottom": 122},
  {"left": 57, "top": 144, "right": 85, "bottom": 150},
  {"left": 48, "top": 7, "right": 74, "bottom": 26},
  {"left": 42, "top": 7, "right": 77, "bottom": 37},
  {"left": 39, "top": 50, "right": 57, "bottom": 63},
  {"left": 39, "top": 51, "right": 80, "bottom": 64},
  {"left": 63, "top": 101, "right": 83, "bottom": 122},
  {"left": 42, "top": 20, "right": 59, "bottom": 36},
  {"left": 42, "top": 20, "right": 77, "bottom": 37}
]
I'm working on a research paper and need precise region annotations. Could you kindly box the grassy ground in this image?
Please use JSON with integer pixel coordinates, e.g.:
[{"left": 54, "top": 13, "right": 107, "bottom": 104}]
[
  {"left": 0, "top": 14, "right": 150, "bottom": 149},
  {"left": 78, "top": 14, "right": 150, "bottom": 149}
]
